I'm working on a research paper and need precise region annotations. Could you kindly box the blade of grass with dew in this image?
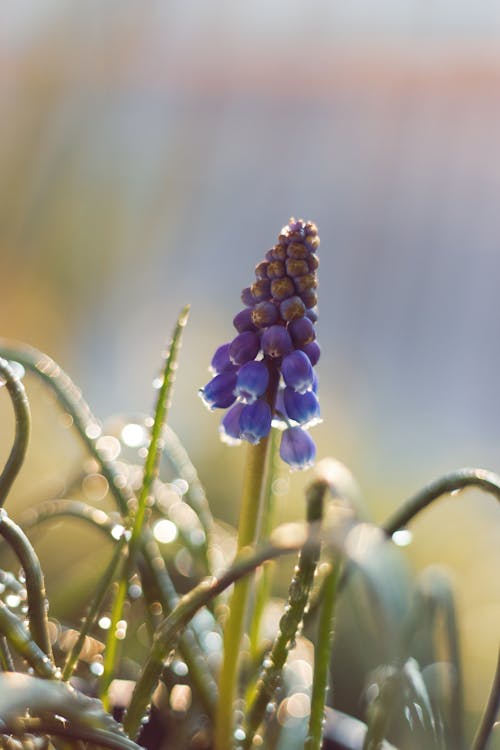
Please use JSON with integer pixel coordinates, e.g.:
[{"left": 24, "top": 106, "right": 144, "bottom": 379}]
[
  {"left": 243, "top": 473, "right": 327, "bottom": 749},
  {"left": 0, "top": 359, "right": 30, "bottom": 509},
  {"left": 0, "top": 672, "right": 142, "bottom": 749},
  {"left": 162, "top": 424, "right": 215, "bottom": 573},
  {"left": 62, "top": 534, "right": 128, "bottom": 681},
  {"left": 382, "top": 467, "right": 500, "bottom": 538},
  {"left": 123, "top": 520, "right": 308, "bottom": 739},
  {"left": 305, "top": 559, "right": 341, "bottom": 750},
  {"left": 0, "top": 635, "right": 14, "bottom": 671},
  {"left": 21, "top": 498, "right": 117, "bottom": 538},
  {"left": 100, "top": 305, "right": 189, "bottom": 704},
  {"left": 0, "top": 341, "right": 222, "bottom": 712},
  {"left": 0, "top": 512, "right": 53, "bottom": 663},
  {"left": 0, "top": 601, "right": 57, "bottom": 678}
]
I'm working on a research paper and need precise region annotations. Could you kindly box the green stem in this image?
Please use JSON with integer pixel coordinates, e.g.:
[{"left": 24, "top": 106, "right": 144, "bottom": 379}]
[
  {"left": 214, "top": 434, "right": 273, "bottom": 750},
  {"left": 0, "top": 358, "right": 30, "bottom": 508},
  {"left": 62, "top": 535, "right": 127, "bottom": 681},
  {"left": 100, "top": 306, "right": 189, "bottom": 704},
  {"left": 0, "top": 511, "right": 53, "bottom": 662},
  {"left": 248, "top": 426, "right": 280, "bottom": 664},
  {"left": 123, "top": 524, "right": 307, "bottom": 739},
  {"left": 306, "top": 560, "right": 340, "bottom": 750},
  {"left": 472, "top": 645, "right": 500, "bottom": 750}
]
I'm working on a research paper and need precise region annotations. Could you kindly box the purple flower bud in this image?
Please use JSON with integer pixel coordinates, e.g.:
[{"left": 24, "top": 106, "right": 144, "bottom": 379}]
[
  {"left": 261, "top": 325, "right": 292, "bottom": 359},
  {"left": 306, "top": 307, "right": 318, "bottom": 323},
  {"left": 240, "top": 400, "right": 272, "bottom": 444},
  {"left": 288, "top": 316, "right": 315, "bottom": 346},
  {"left": 280, "top": 426, "right": 316, "bottom": 470},
  {"left": 283, "top": 387, "right": 320, "bottom": 425},
  {"left": 229, "top": 331, "right": 260, "bottom": 365},
  {"left": 211, "top": 343, "right": 234, "bottom": 374},
  {"left": 220, "top": 402, "right": 245, "bottom": 444},
  {"left": 199, "top": 371, "right": 237, "bottom": 410},
  {"left": 300, "top": 340, "right": 321, "bottom": 366},
  {"left": 251, "top": 301, "right": 279, "bottom": 328},
  {"left": 280, "top": 296, "right": 306, "bottom": 322},
  {"left": 235, "top": 361, "right": 269, "bottom": 404},
  {"left": 233, "top": 308, "right": 257, "bottom": 333},
  {"left": 281, "top": 350, "right": 314, "bottom": 393},
  {"left": 241, "top": 287, "right": 255, "bottom": 306}
]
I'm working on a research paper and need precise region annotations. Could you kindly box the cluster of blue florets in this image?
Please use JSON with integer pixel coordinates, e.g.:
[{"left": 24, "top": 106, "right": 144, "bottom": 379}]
[{"left": 200, "top": 218, "right": 321, "bottom": 470}]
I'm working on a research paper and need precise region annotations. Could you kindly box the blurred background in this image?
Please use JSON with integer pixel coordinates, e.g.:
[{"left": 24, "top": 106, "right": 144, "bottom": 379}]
[{"left": 1, "top": 0, "right": 500, "bottom": 742}]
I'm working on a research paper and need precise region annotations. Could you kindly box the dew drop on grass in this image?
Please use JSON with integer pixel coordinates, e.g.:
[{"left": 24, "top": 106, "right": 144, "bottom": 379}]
[
  {"left": 90, "top": 661, "right": 104, "bottom": 676},
  {"left": 392, "top": 529, "right": 413, "bottom": 547}
]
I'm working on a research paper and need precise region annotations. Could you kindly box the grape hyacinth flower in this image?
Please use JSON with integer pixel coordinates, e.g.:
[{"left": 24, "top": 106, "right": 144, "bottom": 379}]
[{"left": 200, "top": 218, "right": 321, "bottom": 470}]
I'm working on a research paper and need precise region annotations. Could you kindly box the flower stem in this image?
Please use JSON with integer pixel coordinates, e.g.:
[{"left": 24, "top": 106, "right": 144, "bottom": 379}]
[
  {"left": 248, "top": 425, "right": 280, "bottom": 663},
  {"left": 214, "top": 433, "right": 273, "bottom": 750},
  {"left": 123, "top": 523, "right": 307, "bottom": 739}
]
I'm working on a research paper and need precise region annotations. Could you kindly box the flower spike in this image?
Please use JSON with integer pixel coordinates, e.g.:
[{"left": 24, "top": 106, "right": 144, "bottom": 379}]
[{"left": 200, "top": 218, "right": 321, "bottom": 468}]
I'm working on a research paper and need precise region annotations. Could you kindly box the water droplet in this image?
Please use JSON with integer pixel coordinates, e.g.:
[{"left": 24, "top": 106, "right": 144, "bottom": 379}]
[
  {"left": 110, "top": 524, "right": 126, "bottom": 540},
  {"left": 0, "top": 361, "right": 25, "bottom": 386},
  {"left": 121, "top": 423, "right": 148, "bottom": 447},
  {"left": 90, "top": 661, "right": 104, "bottom": 676},
  {"left": 85, "top": 423, "right": 102, "bottom": 440},
  {"left": 96, "top": 435, "right": 121, "bottom": 461},
  {"left": 98, "top": 616, "right": 112, "bottom": 630},
  {"left": 392, "top": 529, "right": 413, "bottom": 547},
  {"left": 153, "top": 519, "right": 178, "bottom": 544},
  {"left": 233, "top": 728, "right": 246, "bottom": 742},
  {"left": 172, "top": 660, "right": 189, "bottom": 677},
  {"left": 5, "top": 594, "right": 21, "bottom": 608}
]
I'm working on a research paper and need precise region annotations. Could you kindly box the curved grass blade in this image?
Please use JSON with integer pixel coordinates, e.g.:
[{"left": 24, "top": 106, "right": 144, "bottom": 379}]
[
  {"left": 382, "top": 468, "right": 500, "bottom": 537},
  {"left": 472, "top": 645, "right": 500, "bottom": 750},
  {"left": 162, "top": 423, "right": 215, "bottom": 572},
  {"left": 123, "top": 520, "right": 309, "bottom": 739},
  {"left": 21, "top": 498, "right": 118, "bottom": 538},
  {"left": 0, "top": 337, "right": 217, "bottom": 713},
  {"left": 406, "top": 567, "right": 465, "bottom": 749},
  {"left": 0, "top": 342, "right": 131, "bottom": 515},
  {"left": 0, "top": 511, "right": 53, "bottom": 663},
  {"left": 0, "top": 602, "right": 56, "bottom": 678},
  {"left": 0, "top": 672, "right": 141, "bottom": 750},
  {"left": 0, "top": 358, "right": 30, "bottom": 508}
]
